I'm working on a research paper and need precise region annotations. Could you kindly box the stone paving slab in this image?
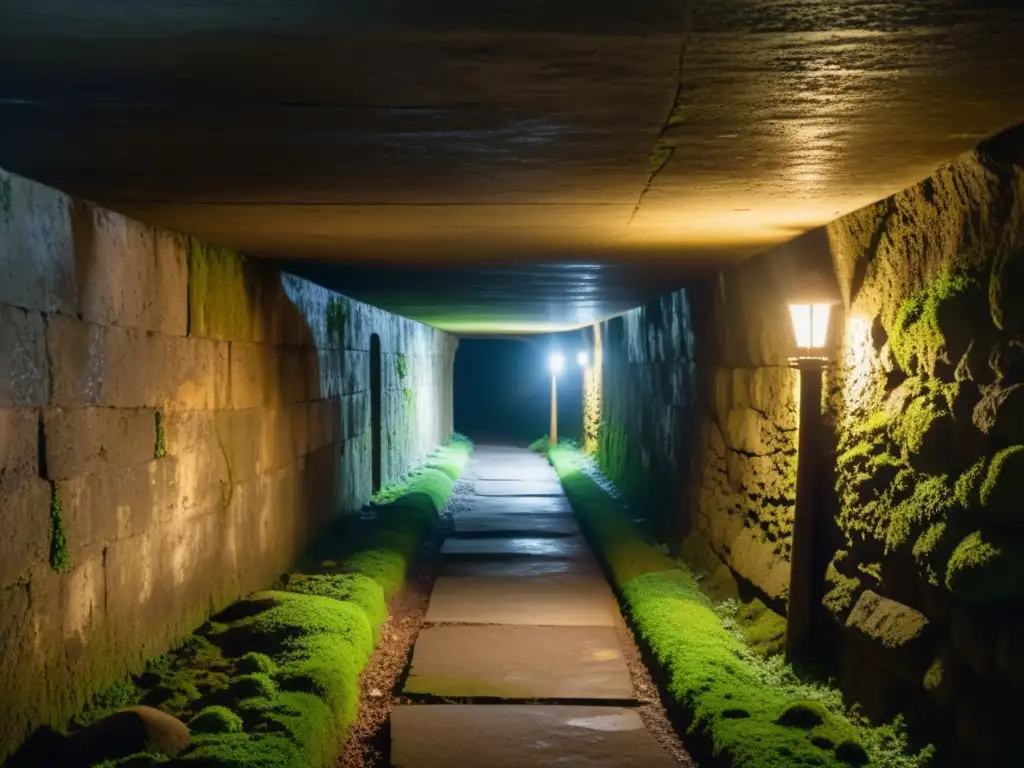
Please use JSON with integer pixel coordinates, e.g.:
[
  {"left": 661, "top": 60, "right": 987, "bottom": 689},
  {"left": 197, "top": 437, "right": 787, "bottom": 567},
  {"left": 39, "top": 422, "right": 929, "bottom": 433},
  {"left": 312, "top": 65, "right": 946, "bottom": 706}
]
[
  {"left": 453, "top": 510, "right": 580, "bottom": 536},
  {"left": 462, "top": 495, "right": 574, "bottom": 515},
  {"left": 439, "top": 556, "right": 604, "bottom": 579},
  {"left": 426, "top": 575, "right": 617, "bottom": 626},
  {"left": 403, "top": 625, "right": 635, "bottom": 700},
  {"left": 390, "top": 705, "right": 678, "bottom": 767},
  {"left": 441, "top": 534, "right": 591, "bottom": 559},
  {"left": 472, "top": 463, "right": 557, "bottom": 481},
  {"left": 474, "top": 479, "right": 564, "bottom": 496}
]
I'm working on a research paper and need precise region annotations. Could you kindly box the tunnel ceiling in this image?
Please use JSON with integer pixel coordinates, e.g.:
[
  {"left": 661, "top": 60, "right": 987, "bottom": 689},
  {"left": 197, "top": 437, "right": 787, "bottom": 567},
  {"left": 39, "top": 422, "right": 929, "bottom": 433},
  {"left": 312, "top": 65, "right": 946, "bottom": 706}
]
[{"left": 2, "top": 1, "right": 1023, "bottom": 333}]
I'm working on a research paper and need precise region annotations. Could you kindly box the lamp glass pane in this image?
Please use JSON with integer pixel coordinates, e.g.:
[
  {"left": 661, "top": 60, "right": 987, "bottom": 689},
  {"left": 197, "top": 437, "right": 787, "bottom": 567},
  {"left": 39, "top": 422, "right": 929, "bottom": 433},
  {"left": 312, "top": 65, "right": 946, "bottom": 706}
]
[
  {"left": 789, "top": 304, "right": 812, "bottom": 348},
  {"left": 811, "top": 303, "right": 831, "bottom": 348}
]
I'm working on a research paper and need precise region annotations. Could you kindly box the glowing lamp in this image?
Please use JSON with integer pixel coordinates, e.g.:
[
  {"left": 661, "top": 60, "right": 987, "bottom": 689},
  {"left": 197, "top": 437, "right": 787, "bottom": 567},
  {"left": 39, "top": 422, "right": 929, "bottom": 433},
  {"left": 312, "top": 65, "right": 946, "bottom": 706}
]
[
  {"left": 783, "top": 278, "right": 840, "bottom": 667},
  {"left": 577, "top": 351, "right": 589, "bottom": 367},
  {"left": 788, "top": 302, "right": 832, "bottom": 353},
  {"left": 549, "top": 352, "right": 565, "bottom": 376}
]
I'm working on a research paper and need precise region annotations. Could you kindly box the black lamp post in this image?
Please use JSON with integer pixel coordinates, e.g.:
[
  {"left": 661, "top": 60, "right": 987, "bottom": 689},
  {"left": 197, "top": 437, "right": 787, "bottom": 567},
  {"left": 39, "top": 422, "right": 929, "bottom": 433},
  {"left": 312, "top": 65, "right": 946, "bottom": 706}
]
[
  {"left": 785, "top": 301, "right": 834, "bottom": 665},
  {"left": 548, "top": 352, "right": 564, "bottom": 445}
]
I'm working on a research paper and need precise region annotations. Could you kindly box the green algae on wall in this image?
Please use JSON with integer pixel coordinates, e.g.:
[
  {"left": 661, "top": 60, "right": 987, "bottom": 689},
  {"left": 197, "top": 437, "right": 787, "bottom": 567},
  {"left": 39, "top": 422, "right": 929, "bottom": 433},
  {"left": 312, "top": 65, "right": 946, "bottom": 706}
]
[
  {"left": 49, "top": 483, "right": 71, "bottom": 573},
  {"left": 325, "top": 298, "right": 346, "bottom": 347},
  {"left": 154, "top": 410, "right": 167, "bottom": 459},
  {"left": 823, "top": 144, "right": 1024, "bottom": 763},
  {"left": 187, "top": 238, "right": 257, "bottom": 340},
  {"left": 832, "top": 260, "right": 1024, "bottom": 613}
]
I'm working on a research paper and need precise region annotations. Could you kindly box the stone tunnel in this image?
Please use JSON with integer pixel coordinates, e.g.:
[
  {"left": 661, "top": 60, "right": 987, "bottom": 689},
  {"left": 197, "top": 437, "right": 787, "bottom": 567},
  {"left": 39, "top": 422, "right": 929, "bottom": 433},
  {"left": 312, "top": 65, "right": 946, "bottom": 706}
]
[{"left": 1, "top": 2, "right": 1023, "bottom": 767}]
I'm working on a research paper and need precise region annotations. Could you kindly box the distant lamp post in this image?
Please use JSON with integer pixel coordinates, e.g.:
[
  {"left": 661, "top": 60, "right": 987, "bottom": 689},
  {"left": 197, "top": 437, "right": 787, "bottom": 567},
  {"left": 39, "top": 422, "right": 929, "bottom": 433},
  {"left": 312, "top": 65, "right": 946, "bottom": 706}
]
[
  {"left": 548, "top": 352, "right": 565, "bottom": 445},
  {"left": 577, "top": 350, "right": 591, "bottom": 440},
  {"left": 785, "top": 299, "right": 835, "bottom": 665}
]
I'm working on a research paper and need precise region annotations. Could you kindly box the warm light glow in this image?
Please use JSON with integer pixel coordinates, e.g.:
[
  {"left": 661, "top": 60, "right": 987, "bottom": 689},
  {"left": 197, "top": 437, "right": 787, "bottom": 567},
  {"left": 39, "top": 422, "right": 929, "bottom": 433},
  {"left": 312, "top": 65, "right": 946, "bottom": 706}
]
[
  {"left": 549, "top": 352, "right": 565, "bottom": 376},
  {"left": 789, "top": 303, "right": 832, "bottom": 350},
  {"left": 577, "top": 351, "right": 589, "bottom": 367}
]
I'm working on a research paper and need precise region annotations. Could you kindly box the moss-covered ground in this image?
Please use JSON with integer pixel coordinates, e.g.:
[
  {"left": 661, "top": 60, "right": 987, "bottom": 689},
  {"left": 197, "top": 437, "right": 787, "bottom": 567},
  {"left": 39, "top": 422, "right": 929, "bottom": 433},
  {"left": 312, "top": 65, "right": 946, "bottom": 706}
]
[
  {"left": 77, "top": 436, "right": 472, "bottom": 768},
  {"left": 547, "top": 444, "right": 933, "bottom": 768}
]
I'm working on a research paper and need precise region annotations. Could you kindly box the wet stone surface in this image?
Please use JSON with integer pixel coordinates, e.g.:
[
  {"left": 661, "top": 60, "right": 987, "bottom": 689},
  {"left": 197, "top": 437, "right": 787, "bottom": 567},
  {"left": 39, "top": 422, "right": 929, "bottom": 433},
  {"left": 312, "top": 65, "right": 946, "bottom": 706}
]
[
  {"left": 391, "top": 705, "right": 678, "bottom": 768},
  {"left": 391, "top": 446, "right": 678, "bottom": 765}
]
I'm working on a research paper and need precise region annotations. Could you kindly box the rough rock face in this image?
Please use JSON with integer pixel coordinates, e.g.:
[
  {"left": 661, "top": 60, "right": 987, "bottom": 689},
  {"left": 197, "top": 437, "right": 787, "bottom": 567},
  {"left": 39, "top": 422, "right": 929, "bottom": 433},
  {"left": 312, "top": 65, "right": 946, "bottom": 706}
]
[
  {"left": 823, "top": 128, "right": 1024, "bottom": 763},
  {"left": 69, "top": 706, "right": 190, "bottom": 763},
  {"left": 594, "top": 290, "right": 699, "bottom": 544},
  {"left": 591, "top": 126, "right": 1024, "bottom": 764}
]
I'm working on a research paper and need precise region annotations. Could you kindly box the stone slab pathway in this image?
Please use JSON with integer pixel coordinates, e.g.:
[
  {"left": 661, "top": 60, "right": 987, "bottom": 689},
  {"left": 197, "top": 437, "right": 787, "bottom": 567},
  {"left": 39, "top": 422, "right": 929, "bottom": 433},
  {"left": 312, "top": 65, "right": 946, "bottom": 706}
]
[
  {"left": 391, "top": 705, "right": 677, "bottom": 768},
  {"left": 403, "top": 625, "right": 635, "bottom": 700},
  {"left": 391, "top": 446, "right": 678, "bottom": 766}
]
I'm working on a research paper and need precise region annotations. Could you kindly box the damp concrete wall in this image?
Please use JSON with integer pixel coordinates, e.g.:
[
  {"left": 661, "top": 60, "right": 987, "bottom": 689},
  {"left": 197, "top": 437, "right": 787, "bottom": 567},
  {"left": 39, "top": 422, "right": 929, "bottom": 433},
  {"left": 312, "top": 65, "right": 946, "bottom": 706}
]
[
  {"left": 0, "top": 167, "right": 456, "bottom": 760},
  {"left": 592, "top": 127, "right": 1024, "bottom": 763}
]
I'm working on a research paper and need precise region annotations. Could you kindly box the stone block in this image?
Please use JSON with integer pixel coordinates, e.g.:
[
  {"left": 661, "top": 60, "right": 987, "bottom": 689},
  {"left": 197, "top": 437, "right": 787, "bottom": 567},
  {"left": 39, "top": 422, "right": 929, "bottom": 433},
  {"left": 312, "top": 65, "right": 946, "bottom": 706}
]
[
  {"left": 0, "top": 168, "right": 76, "bottom": 316},
  {"left": 343, "top": 349, "right": 370, "bottom": 394},
  {"left": 46, "top": 313, "right": 115, "bottom": 407},
  {"left": 187, "top": 243, "right": 271, "bottom": 343},
  {"left": 0, "top": 583, "right": 35, "bottom": 759},
  {"left": 287, "top": 402, "right": 309, "bottom": 458},
  {"left": 229, "top": 341, "right": 272, "bottom": 409},
  {"left": 59, "top": 459, "right": 184, "bottom": 551},
  {"left": 340, "top": 431, "right": 372, "bottom": 513},
  {"left": 341, "top": 391, "right": 369, "bottom": 440},
  {"left": 313, "top": 348, "right": 345, "bottom": 399},
  {"left": 160, "top": 335, "right": 230, "bottom": 411},
  {"left": 305, "top": 399, "right": 333, "bottom": 453},
  {"left": 59, "top": 547, "right": 107, "bottom": 662},
  {"left": 0, "top": 407, "right": 39, "bottom": 489},
  {"left": 104, "top": 509, "right": 224, "bottom": 669},
  {"left": 44, "top": 407, "right": 157, "bottom": 479},
  {"left": 214, "top": 409, "right": 263, "bottom": 484},
  {"left": 78, "top": 207, "right": 187, "bottom": 334},
  {"left": 300, "top": 346, "right": 324, "bottom": 401},
  {"left": 48, "top": 317, "right": 229, "bottom": 410},
  {"left": 162, "top": 409, "right": 216, "bottom": 458},
  {"left": 722, "top": 407, "right": 767, "bottom": 455},
  {"left": 722, "top": 525, "right": 790, "bottom": 602},
  {"left": 0, "top": 304, "right": 48, "bottom": 406},
  {"left": 0, "top": 478, "right": 50, "bottom": 586},
  {"left": 846, "top": 590, "right": 930, "bottom": 656}
]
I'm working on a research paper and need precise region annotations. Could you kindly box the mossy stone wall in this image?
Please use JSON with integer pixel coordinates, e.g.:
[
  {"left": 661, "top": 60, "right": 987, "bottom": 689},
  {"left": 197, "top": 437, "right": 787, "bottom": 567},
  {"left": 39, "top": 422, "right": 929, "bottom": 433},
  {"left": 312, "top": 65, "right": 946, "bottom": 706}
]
[
  {"left": 0, "top": 166, "right": 456, "bottom": 761},
  {"left": 594, "top": 290, "right": 700, "bottom": 544},
  {"left": 591, "top": 128, "right": 1024, "bottom": 764},
  {"left": 822, "top": 128, "right": 1024, "bottom": 764}
]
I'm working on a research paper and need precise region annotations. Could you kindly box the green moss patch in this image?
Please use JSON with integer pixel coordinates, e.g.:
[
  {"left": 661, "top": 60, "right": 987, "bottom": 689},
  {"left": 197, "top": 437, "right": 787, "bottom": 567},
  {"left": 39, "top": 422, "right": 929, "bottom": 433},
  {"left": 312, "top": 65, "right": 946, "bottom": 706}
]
[
  {"left": 155, "top": 410, "right": 167, "bottom": 459},
  {"left": 889, "top": 268, "right": 979, "bottom": 375},
  {"left": 72, "top": 436, "right": 472, "bottom": 767},
  {"left": 49, "top": 482, "right": 71, "bottom": 574},
  {"left": 823, "top": 555, "right": 862, "bottom": 617},
  {"left": 325, "top": 299, "right": 346, "bottom": 346},
  {"left": 946, "top": 527, "right": 1024, "bottom": 605},
  {"left": 979, "top": 445, "right": 1024, "bottom": 523},
  {"left": 547, "top": 445, "right": 933, "bottom": 768},
  {"left": 190, "top": 706, "right": 244, "bottom": 735}
]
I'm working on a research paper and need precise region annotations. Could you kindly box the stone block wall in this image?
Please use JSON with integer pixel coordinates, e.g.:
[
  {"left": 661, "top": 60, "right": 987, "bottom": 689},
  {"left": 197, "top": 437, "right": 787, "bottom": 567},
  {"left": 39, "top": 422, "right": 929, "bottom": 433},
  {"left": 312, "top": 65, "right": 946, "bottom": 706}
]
[
  {"left": 0, "top": 168, "right": 455, "bottom": 760},
  {"left": 590, "top": 128, "right": 1024, "bottom": 763}
]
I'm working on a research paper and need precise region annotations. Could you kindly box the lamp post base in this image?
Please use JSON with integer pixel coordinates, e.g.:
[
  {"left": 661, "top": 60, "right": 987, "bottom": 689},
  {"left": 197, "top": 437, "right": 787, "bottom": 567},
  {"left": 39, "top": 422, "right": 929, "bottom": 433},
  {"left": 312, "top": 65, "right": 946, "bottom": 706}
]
[{"left": 785, "top": 356, "right": 827, "bottom": 665}]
